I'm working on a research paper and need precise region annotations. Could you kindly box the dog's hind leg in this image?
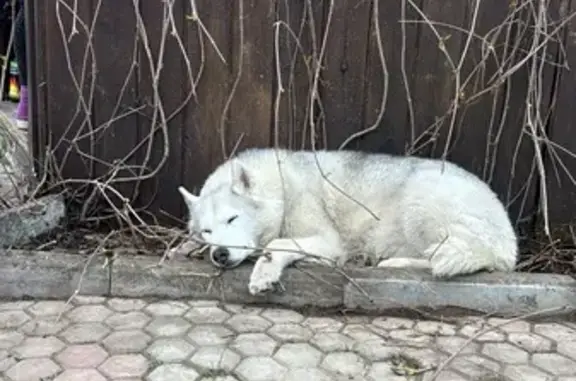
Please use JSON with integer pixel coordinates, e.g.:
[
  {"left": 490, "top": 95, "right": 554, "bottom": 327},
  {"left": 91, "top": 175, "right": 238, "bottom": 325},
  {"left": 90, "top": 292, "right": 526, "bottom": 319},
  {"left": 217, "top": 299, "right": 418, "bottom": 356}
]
[
  {"left": 425, "top": 233, "right": 514, "bottom": 278},
  {"left": 376, "top": 258, "right": 431, "bottom": 270},
  {"left": 248, "top": 235, "right": 344, "bottom": 295}
]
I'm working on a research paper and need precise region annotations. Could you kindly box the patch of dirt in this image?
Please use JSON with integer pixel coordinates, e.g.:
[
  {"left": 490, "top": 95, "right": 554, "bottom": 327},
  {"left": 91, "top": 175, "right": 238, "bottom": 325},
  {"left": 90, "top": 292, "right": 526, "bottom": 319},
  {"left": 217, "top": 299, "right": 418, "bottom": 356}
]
[{"left": 517, "top": 224, "right": 576, "bottom": 276}]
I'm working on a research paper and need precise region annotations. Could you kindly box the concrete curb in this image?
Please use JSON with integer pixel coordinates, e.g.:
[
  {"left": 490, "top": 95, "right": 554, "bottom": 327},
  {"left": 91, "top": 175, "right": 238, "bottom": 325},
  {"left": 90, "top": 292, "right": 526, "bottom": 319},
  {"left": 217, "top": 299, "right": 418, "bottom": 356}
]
[{"left": 0, "top": 250, "right": 574, "bottom": 318}]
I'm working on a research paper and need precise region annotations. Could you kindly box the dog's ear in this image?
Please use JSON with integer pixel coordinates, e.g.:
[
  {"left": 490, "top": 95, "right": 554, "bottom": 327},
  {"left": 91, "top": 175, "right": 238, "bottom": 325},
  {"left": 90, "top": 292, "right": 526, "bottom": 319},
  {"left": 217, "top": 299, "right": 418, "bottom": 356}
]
[
  {"left": 231, "top": 163, "right": 251, "bottom": 196},
  {"left": 178, "top": 186, "right": 198, "bottom": 210}
]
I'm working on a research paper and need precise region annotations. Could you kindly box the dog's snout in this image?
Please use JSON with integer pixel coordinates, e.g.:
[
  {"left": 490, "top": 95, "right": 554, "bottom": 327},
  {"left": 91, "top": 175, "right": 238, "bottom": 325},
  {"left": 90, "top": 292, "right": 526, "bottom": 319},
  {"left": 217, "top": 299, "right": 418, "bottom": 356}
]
[{"left": 212, "top": 247, "right": 230, "bottom": 266}]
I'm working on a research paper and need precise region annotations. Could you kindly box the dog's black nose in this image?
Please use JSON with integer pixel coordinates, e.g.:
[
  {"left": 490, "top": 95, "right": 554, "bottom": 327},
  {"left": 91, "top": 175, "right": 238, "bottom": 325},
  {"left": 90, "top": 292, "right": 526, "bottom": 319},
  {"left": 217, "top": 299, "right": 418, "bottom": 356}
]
[{"left": 212, "top": 247, "right": 229, "bottom": 266}]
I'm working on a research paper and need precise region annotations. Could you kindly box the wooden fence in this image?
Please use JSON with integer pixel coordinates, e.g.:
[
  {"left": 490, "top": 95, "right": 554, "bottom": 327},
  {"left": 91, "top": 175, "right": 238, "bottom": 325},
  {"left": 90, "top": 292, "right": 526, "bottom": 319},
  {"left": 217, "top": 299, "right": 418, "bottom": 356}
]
[{"left": 26, "top": 0, "right": 576, "bottom": 232}]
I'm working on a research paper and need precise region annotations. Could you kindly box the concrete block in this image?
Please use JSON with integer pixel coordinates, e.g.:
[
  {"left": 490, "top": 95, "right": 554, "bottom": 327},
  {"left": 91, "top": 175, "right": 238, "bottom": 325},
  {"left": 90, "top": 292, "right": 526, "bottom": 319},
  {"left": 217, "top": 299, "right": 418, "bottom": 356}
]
[
  {"left": 343, "top": 268, "right": 576, "bottom": 317},
  {"left": 111, "top": 256, "right": 345, "bottom": 309},
  {"left": 0, "top": 194, "right": 65, "bottom": 247},
  {"left": 0, "top": 250, "right": 110, "bottom": 299}
]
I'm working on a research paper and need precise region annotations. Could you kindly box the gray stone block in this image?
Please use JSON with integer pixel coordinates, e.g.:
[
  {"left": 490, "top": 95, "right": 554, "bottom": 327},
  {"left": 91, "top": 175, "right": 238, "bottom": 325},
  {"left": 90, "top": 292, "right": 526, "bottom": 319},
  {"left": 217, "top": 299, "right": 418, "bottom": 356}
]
[
  {"left": 0, "top": 194, "right": 65, "bottom": 247},
  {"left": 0, "top": 250, "right": 110, "bottom": 299},
  {"left": 111, "top": 256, "right": 344, "bottom": 309},
  {"left": 343, "top": 268, "right": 576, "bottom": 317}
]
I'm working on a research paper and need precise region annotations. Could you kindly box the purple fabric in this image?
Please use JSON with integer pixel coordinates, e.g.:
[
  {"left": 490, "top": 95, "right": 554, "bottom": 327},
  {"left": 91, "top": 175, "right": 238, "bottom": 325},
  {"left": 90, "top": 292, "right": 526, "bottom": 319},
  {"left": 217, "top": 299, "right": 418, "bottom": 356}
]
[{"left": 16, "top": 85, "right": 28, "bottom": 121}]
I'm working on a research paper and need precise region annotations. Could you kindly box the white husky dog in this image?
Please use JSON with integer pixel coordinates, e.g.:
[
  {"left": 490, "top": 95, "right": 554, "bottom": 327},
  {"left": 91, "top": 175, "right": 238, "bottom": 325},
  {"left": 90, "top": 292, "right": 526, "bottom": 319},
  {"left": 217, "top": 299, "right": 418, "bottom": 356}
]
[{"left": 178, "top": 148, "right": 518, "bottom": 295}]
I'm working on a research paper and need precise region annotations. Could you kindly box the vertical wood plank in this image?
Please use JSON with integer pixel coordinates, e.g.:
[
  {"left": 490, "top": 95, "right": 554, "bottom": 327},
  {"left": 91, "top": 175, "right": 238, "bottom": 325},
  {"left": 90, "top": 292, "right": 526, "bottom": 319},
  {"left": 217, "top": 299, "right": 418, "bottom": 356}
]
[
  {"left": 91, "top": 0, "right": 139, "bottom": 205},
  {"left": 321, "top": 0, "right": 371, "bottom": 150},
  {"left": 407, "top": 0, "right": 468, "bottom": 158},
  {"left": 228, "top": 0, "right": 274, "bottom": 154},
  {"left": 361, "top": 0, "right": 422, "bottom": 154},
  {"left": 28, "top": 0, "right": 49, "bottom": 174},
  {"left": 274, "top": 0, "right": 323, "bottom": 150},
  {"left": 181, "top": 0, "right": 233, "bottom": 198},
  {"left": 545, "top": 0, "right": 576, "bottom": 227},
  {"left": 44, "top": 0, "right": 94, "bottom": 184},
  {"left": 137, "top": 0, "right": 188, "bottom": 220}
]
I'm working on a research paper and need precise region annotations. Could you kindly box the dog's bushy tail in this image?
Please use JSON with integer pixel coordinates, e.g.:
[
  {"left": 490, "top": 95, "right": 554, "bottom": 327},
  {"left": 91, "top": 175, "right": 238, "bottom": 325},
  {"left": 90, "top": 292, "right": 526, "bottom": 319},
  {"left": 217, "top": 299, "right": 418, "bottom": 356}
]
[{"left": 425, "top": 224, "right": 517, "bottom": 278}]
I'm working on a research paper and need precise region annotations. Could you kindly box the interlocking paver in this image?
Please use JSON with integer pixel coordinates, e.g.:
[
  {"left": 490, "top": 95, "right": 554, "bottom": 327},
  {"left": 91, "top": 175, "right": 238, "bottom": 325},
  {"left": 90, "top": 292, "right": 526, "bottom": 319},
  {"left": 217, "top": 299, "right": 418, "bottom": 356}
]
[
  {"left": 106, "top": 298, "right": 147, "bottom": 312},
  {"left": 230, "top": 332, "right": 277, "bottom": 356},
  {"left": 321, "top": 351, "right": 367, "bottom": 377},
  {"left": 0, "top": 310, "right": 30, "bottom": 328},
  {"left": 145, "top": 301, "right": 189, "bottom": 316},
  {"left": 54, "top": 369, "right": 107, "bottom": 381},
  {"left": 20, "top": 316, "right": 70, "bottom": 336},
  {"left": 102, "top": 329, "right": 152, "bottom": 354},
  {"left": 145, "top": 316, "right": 191, "bottom": 337},
  {"left": 261, "top": 308, "right": 304, "bottom": 324},
  {"left": 236, "top": 356, "right": 287, "bottom": 381},
  {"left": 368, "top": 362, "right": 409, "bottom": 381},
  {"left": 185, "top": 306, "right": 231, "bottom": 324},
  {"left": 98, "top": 353, "right": 149, "bottom": 378},
  {"left": 0, "top": 349, "right": 17, "bottom": 372},
  {"left": 311, "top": 332, "right": 355, "bottom": 352},
  {"left": 1, "top": 297, "right": 574, "bottom": 381},
  {"left": 283, "top": 367, "right": 333, "bottom": 381},
  {"left": 268, "top": 323, "right": 312, "bottom": 342},
  {"left": 147, "top": 364, "right": 200, "bottom": 381},
  {"left": 12, "top": 336, "right": 65, "bottom": 358},
  {"left": 105, "top": 311, "right": 150, "bottom": 330},
  {"left": 27, "top": 301, "right": 71, "bottom": 317},
  {"left": 532, "top": 353, "right": 576, "bottom": 375},
  {"left": 67, "top": 305, "right": 112, "bottom": 323},
  {"left": 187, "top": 324, "right": 234, "bottom": 346},
  {"left": 6, "top": 358, "right": 61, "bottom": 381},
  {"left": 448, "top": 354, "right": 501, "bottom": 377},
  {"left": 503, "top": 364, "right": 555, "bottom": 381},
  {"left": 508, "top": 332, "right": 553, "bottom": 353},
  {"left": 189, "top": 346, "right": 241, "bottom": 371},
  {"left": 353, "top": 339, "right": 397, "bottom": 361},
  {"left": 147, "top": 337, "right": 195, "bottom": 362},
  {"left": 415, "top": 321, "right": 457, "bottom": 336},
  {"left": 226, "top": 314, "right": 272, "bottom": 333},
  {"left": 482, "top": 342, "right": 529, "bottom": 364},
  {"left": 436, "top": 336, "right": 480, "bottom": 355},
  {"left": 302, "top": 317, "right": 343, "bottom": 332},
  {"left": 371, "top": 317, "right": 414, "bottom": 330},
  {"left": 0, "top": 330, "right": 24, "bottom": 349},
  {"left": 60, "top": 322, "right": 110, "bottom": 344},
  {"left": 273, "top": 342, "right": 323, "bottom": 368},
  {"left": 55, "top": 343, "right": 108, "bottom": 368}
]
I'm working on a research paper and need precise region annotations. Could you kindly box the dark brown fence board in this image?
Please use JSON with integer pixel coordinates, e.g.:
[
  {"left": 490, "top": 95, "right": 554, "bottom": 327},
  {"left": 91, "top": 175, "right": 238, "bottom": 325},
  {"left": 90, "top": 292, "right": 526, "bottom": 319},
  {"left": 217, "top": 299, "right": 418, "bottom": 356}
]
[
  {"left": 321, "top": 0, "right": 371, "bottom": 149},
  {"left": 136, "top": 0, "right": 190, "bottom": 218},
  {"left": 181, "top": 0, "right": 233, "bottom": 195},
  {"left": 546, "top": 0, "right": 576, "bottom": 226},
  {"left": 407, "top": 0, "right": 468, "bottom": 158},
  {"left": 486, "top": 3, "right": 558, "bottom": 226},
  {"left": 445, "top": 0, "right": 513, "bottom": 179},
  {"left": 44, "top": 0, "right": 95, "bottom": 184},
  {"left": 361, "top": 0, "right": 423, "bottom": 154},
  {"left": 274, "top": 0, "right": 322, "bottom": 150},
  {"left": 28, "top": 0, "right": 48, "bottom": 170},
  {"left": 227, "top": 0, "right": 274, "bottom": 154},
  {"left": 91, "top": 0, "right": 140, "bottom": 203}
]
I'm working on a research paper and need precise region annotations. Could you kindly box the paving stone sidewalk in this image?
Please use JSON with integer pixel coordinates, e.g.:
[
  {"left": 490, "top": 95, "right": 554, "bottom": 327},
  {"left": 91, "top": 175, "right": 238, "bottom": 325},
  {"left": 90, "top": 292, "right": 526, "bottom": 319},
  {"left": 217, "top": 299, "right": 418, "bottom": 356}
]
[{"left": 0, "top": 297, "right": 575, "bottom": 381}]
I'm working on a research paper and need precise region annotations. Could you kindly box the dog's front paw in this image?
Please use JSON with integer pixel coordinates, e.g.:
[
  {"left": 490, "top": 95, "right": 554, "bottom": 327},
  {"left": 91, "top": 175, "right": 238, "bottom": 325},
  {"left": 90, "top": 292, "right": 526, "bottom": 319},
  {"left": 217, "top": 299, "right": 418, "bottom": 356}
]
[{"left": 248, "top": 257, "right": 283, "bottom": 295}]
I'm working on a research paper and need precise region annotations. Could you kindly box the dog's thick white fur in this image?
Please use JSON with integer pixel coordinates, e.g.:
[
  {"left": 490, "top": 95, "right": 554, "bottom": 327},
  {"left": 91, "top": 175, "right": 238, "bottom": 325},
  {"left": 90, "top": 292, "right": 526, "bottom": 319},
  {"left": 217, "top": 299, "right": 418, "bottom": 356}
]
[{"left": 178, "top": 148, "right": 518, "bottom": 295}]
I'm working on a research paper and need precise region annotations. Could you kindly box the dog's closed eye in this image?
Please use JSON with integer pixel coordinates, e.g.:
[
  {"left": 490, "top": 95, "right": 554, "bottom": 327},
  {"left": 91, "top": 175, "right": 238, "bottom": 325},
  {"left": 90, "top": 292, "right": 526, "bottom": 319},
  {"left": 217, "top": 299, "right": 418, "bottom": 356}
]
[
  {"left": 227, "top": 215, "right": 238, "bottom": 224},
  {"left": 201, "top": 229, "right": 212, "bottom": 234}
]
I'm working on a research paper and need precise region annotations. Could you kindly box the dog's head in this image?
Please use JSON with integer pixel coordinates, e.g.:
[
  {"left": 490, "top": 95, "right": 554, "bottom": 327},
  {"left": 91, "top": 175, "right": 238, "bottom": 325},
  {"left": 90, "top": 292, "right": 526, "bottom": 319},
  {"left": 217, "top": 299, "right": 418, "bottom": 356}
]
[{"left": 178, "top": 164, "right": 263, "bottom": 269}]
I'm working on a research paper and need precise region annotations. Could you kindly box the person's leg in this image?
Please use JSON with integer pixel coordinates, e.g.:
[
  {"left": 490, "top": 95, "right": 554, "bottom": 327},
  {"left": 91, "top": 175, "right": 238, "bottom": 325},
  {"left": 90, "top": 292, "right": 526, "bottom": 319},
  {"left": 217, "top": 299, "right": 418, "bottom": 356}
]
[{"left": 14, "top": 2, "right": 27, "bottom": 121}]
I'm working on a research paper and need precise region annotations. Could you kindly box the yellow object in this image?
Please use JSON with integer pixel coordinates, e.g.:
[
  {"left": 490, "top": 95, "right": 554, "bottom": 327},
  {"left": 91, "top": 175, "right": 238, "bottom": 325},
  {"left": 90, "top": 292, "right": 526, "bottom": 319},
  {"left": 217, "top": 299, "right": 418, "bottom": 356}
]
[{"left": 8, "top": 77, "right": 19, "bottom": 102}]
